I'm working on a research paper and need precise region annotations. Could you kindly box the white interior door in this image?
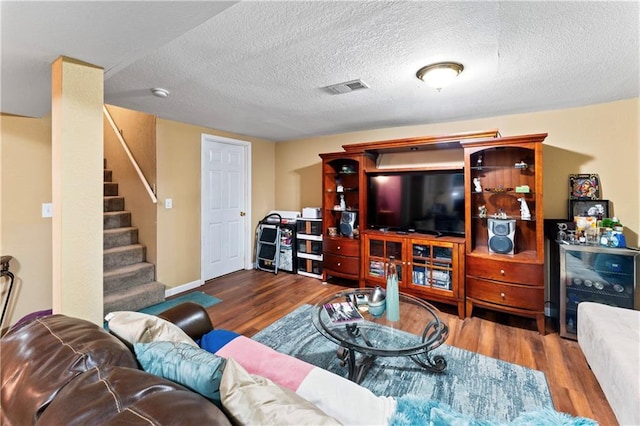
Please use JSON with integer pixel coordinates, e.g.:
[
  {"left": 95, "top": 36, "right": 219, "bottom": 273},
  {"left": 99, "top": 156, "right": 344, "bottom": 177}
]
[{"left": 201, "top": 135, "right": 251, "bottom": 281}]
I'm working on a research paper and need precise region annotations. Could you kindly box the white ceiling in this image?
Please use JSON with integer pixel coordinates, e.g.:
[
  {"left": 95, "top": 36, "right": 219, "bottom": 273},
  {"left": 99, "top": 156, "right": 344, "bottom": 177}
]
[{"left": 2, "top": 1, "right": 638, "bottom": 142}]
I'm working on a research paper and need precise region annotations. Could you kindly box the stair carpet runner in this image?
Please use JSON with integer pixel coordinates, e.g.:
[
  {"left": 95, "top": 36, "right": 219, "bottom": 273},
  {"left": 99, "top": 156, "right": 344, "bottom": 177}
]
[{"left": 103, "top": 163, "right": 165, "bottom": 316}]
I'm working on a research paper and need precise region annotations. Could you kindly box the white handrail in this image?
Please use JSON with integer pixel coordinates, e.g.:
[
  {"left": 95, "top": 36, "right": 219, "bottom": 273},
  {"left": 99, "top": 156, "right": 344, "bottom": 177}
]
[{"left": 103, "top": 105, "right": 158, "bottom": 204}]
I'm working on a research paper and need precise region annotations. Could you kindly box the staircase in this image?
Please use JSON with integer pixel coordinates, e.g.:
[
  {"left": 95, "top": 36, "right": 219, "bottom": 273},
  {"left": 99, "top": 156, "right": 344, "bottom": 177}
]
[{"left": 103, "top": 163, "right": 165, "bottom": 315}]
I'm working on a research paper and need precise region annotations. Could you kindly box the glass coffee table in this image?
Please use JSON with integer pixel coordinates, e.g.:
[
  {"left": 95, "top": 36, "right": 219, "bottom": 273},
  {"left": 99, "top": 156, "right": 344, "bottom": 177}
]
[{"left": 312, "top": 288, "right": 449, "bottom": 383}]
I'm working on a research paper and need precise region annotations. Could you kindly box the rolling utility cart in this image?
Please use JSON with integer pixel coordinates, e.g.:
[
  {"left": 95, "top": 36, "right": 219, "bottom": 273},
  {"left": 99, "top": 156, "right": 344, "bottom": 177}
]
[
  {"left": 256, "top": 213, "right": 283, "bottom": 274},
  {"left": 255, "top": 211, "right": 300, "bottom": 274}
]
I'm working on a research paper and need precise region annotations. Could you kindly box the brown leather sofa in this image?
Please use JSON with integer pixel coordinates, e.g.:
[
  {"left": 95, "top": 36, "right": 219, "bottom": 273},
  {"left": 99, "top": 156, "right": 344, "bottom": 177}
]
[{"left": 0, "top": 303, "right": 230, "bottom": 425}]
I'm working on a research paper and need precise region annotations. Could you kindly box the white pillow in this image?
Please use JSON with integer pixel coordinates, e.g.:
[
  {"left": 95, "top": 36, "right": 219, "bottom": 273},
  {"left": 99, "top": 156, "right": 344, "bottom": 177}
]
[{"left": 105, "top": 311, "right": 198, "bottom": 347}]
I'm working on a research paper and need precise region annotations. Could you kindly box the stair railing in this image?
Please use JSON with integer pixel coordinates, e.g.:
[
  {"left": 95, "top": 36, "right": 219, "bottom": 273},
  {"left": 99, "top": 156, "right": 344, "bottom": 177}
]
[{"left": 103, "top": 105, "right": 158, "bottom": 204}]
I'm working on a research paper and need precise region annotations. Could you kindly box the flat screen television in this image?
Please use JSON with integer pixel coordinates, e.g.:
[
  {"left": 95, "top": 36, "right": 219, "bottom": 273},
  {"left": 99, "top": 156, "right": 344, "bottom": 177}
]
[{"left": 367, "top": 170, "right": 465, "bottom": 236}]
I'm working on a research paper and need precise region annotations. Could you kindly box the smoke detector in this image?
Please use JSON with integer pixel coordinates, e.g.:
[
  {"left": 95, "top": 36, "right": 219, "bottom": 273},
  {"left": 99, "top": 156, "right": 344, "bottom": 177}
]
[{"left": 323, "top": 79, "right": 369, "bottom": 95}]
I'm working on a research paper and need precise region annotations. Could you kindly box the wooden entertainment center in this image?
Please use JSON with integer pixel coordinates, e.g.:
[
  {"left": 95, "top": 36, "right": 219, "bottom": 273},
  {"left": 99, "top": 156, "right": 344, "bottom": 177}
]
[{"left": 320, "top": 130, "right": 548, "bottom": 333}]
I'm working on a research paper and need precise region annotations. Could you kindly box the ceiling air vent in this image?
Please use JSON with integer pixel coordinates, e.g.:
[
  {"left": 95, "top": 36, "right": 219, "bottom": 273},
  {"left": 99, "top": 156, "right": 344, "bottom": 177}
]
[{"left": 323, "top": 79, "right": 369, "bottom": 95}]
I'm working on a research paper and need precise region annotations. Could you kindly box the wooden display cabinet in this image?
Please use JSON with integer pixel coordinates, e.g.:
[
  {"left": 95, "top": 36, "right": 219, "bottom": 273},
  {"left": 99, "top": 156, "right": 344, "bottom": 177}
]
[
  {"left": 319, "top": 152, "right": 375, "bottom": 282},
  {"left": 362, "top": 230, "right": 466, "bottom": 318},
  {"left": 461, "top": 133, "right": 547, "bottom": 333}
]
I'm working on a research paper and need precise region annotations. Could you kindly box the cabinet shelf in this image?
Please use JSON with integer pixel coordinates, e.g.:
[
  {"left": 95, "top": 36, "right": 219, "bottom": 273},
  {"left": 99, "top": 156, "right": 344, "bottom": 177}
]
[
  {"left": 471, "top": 215, "right": 537, "bottom": 221},
  {"left": 468, "top": 247, "right": 540, "bottom": 260},
  {"left": 471, "top": 190, "right": 535, "bottom": 196},
  {"left": 324, "top": 171, "right": 357, "bottom": 177},
  {"left": 412, "top": 255, "right": 452, "bottom": 265},
  {"left": 297, "top": 234, "right": 322, "bottom": 241},
  {"left": 329, "top": 208, "right": 359, "bottom": 213},
  {"left": 326, "top": 188, "right": 358, "bottom": 193},
  {"left": 483, "top": 187, "right": 514, "bottom": 193},
  {"left": 566, "top": 285, "right": 630, "bottom": 299},
  {"left": 470, "top": 165, "right": 533, "bottom": 171}
]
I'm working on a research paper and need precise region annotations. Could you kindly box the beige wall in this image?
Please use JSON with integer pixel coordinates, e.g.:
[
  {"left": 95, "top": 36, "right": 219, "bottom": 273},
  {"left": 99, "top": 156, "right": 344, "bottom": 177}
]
[
  {"left": 2, "top": 97, "right": 637, "bottom": 327},
  {"left": 51, "top": 57, "right": 104, "bottom": 325},
  {"left": 0, "top": 113, "right": 274, "bottom": 328},
  {"left": 0, "top": 114, "right": 53, "bottom": 328},
  {"left": 275, "top": 98, "right": 639, "bottom": 246},
  {"left": 155, "top": 119, "right": 275, "bottom": 288},
  {"left": 104, "top": 105, "right": 158, "bottom": 266}
]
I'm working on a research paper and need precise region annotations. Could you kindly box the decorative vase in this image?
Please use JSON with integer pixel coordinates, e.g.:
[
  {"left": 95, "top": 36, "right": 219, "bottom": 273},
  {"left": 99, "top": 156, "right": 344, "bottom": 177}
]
[
  {"left": 386, "top": 258, "right": 400, "bottom": 322},
  {"left": 369, "top": 285, "right": 386, "bottom": 317}
]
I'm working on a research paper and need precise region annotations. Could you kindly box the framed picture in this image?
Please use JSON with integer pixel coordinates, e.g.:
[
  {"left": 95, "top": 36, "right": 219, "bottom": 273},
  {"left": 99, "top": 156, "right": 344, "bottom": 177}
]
[
  {"left": 568, "top": 199, "right": 609, "bottom": 220},
  {"left": 569, "top": 173, "right": 600, "bottom": 200}
]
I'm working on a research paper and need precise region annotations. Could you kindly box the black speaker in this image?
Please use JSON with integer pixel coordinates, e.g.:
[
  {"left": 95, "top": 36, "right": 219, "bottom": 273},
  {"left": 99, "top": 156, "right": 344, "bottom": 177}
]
[
  {"left": 488, "top": 218, "right": 516, "bottom": 254},
  {"left": 339, "top": 212, "right": 357, "bottom": 237}
]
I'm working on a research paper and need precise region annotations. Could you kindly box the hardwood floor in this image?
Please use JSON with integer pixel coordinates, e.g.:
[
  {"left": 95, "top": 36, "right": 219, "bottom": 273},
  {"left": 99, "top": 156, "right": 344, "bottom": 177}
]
[{"left": 196, "top": 269, "right": 617, "bottom": 425}]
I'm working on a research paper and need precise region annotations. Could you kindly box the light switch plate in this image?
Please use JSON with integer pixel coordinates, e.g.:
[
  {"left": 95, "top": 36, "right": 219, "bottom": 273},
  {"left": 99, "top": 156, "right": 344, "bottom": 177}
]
[
  {"left": 42, "top": 203, "right": 53, "bottom": 217},
  {"left": 165, "top": 198, "right": 173, "bottom": 209}
]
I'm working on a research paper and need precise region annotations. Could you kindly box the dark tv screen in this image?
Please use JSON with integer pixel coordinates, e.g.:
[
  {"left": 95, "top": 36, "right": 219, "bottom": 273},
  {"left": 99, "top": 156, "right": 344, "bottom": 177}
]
[{"left": 367, "top": 170, "right": 465, "bottom": 236}]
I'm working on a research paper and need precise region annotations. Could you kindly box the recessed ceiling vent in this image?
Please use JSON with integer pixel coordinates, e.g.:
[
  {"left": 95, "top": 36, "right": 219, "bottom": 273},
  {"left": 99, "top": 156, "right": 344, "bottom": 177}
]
[{"left": 323, "top": 79, "right": 369, "bottom": 95}]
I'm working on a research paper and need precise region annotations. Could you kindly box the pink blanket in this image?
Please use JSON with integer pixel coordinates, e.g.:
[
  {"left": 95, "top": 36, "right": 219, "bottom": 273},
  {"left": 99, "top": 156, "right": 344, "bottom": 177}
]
[{"left": 215, "top": 335, "right": 396, "bottom": 425}]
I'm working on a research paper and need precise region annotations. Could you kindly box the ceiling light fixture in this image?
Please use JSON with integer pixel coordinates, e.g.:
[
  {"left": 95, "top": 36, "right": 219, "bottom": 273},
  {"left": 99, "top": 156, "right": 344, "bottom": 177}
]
[
  {"left": 416, "top": 62, "right": 464, "bottom": 91},
  {"left": 151, "top": 88, "right": 170, "bottom": 98}
]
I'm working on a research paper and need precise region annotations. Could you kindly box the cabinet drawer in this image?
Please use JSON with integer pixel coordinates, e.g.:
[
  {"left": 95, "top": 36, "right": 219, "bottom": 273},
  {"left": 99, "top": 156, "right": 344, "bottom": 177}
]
[
  {"left": 324, "top": 238, "right": 360, "bottom": 256},
  {"left": 466, "top": 256, "right": 543, "bottom": 286},
  {"left": 297, "top": 220, "right": 323, "bottom": 235},
  {"left": 297, "top": 240, "right": 323, "bottom": 255},
  {"left": 297, "top": 258, "right": 323, "bottom": 276},
  {"left": 467, "top": 277, "right": 544, "bottom": 311},
  {"left": 323, "top": 253, "right": 360, "bottom": 276}
]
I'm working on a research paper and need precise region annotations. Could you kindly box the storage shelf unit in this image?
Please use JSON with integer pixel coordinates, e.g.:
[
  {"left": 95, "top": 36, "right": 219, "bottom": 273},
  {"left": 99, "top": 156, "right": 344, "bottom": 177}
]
[
  {"left": 319, "top": 152, "right": 375, "bottom": 282},
  {"left": 296, "top": 218, "right": 323, "bottom": 279},
  {"left": 559, "top": 245, "right": 639, "bottom": 339},
  {"left": 462, "top": 134, "right": 548, "bottom": 334}
]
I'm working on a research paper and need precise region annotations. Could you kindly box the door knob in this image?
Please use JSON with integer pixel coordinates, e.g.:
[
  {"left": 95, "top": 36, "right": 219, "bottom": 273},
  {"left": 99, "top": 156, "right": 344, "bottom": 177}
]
[{"left": 240, "top": 211, "right": 246, "bottom": 216}]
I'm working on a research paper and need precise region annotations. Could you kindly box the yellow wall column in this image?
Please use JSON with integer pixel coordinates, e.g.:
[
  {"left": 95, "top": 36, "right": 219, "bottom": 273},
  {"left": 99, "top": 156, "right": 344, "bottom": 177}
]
[{"left": 51, "top": 56, "right": 103, "bottom": 324}]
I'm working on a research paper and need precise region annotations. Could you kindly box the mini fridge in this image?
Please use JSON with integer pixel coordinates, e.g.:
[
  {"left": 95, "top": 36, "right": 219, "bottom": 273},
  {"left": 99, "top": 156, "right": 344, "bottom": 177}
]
[{"left": 559, "top": 244, "right": 640, "bottom": 339}]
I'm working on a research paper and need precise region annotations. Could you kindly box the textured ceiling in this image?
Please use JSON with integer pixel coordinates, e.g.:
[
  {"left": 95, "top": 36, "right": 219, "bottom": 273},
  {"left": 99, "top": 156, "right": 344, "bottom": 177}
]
[{"left": 2, "top": 1, "right": 638, "bottom": 142}]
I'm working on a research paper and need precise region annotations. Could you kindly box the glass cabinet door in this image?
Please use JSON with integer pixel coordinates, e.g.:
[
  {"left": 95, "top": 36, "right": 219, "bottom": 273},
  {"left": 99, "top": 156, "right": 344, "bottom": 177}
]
[
  {"left": 560, "top": 245, "right": 639, "bottom": 338},
  {"left": 410, "top": 242, "right": 453, "bottom": 291},
  {"left": 366, "top": 236, "right": 403, "bottom": 283}
]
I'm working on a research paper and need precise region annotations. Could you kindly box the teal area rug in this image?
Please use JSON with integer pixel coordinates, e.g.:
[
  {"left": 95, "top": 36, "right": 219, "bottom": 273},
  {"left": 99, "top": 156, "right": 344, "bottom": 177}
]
[
  {"left": 138, "top": 291, "right": 221, "bottom": 315},
  {"left": 391, "top": 397, "right": 596, "bottom": 426},
  {"left": 252, "top": 304, "right": 554, "bottom": 424}
]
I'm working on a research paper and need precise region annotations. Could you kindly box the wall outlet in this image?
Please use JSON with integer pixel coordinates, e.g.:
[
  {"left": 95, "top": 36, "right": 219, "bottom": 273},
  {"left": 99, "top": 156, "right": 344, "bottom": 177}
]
[
  {"left": 165, "top": 198, "right": 173, "bottom": 209},
  {"left": 42, "top": 203, "right": 53, "bottom": 218}
]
